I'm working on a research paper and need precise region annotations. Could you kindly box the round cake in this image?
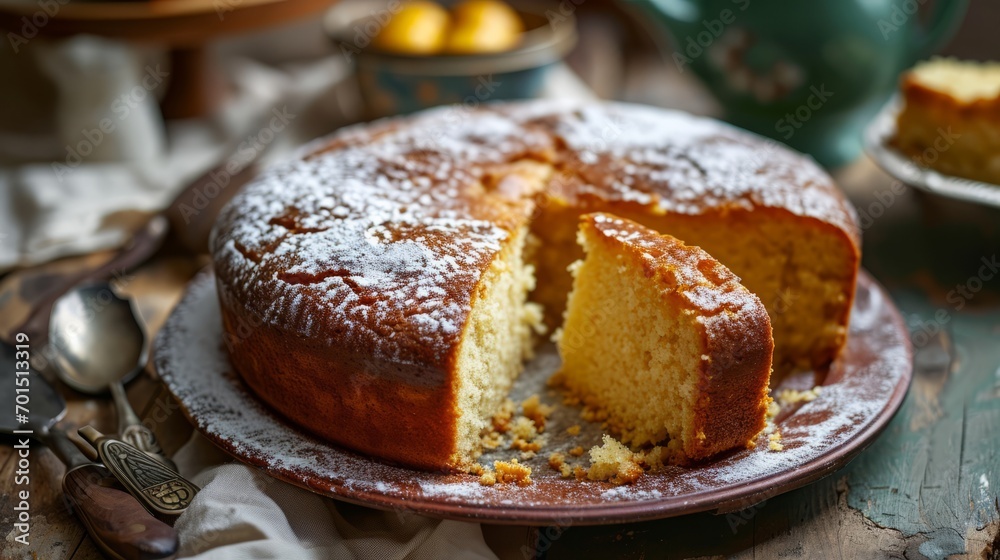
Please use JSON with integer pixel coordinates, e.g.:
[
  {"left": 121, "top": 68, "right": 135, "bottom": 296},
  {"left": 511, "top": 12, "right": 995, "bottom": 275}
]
[{"left": 210, "top": 101, "right": 860, "bottom": 472}]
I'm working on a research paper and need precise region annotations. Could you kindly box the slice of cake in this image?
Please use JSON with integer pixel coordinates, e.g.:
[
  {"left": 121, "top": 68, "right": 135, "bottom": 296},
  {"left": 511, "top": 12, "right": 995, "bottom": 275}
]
[
  {"left": 556, "top": 213, "right": 773, "bottom": 463},
  {"left": 894, "top": 57, "right": 1000, "bottom": 185}
]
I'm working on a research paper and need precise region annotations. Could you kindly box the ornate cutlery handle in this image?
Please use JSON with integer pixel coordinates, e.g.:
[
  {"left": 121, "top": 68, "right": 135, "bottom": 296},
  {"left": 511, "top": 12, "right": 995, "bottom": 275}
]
[{"left": 79, "top": 426, "right": 199, "bottom": 518}]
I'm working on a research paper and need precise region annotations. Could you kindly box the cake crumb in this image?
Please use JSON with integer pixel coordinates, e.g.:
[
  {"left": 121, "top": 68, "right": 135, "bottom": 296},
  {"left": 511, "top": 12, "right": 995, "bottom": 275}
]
[
  {"left": 468, "top": 463, "right": 485, "bottom": 476},
  {"left": 768, "top": 430, "right": 784, "bottom": 451},
  {"left": 511, "top": 437, "right": 542, "bottom": 452},
  {"left": 638, "top": 445, "right": 676, "bottom": 472},
  {"left": 573, "top": 466, "right": 588, "bottom": 481},
  {"left": 566, "top": 425, "right": 581, "bottom": 436},
  {"left": 777, "top": 386, "right": 822, "bottom": 405},
  {"left": 494, "top": 459, "right": 533, "bottom": 486},
  {"left": 521, "top": 395, "right": 555, "bottom": 431},
  {"left": 761, "top": 398, "right": 780, "bottom": 437},
  {"left": 548, "top": 452, "right": 565, "bottom": 470},
  {"left": 586, "top": 435, "right": 644, "bottom": 485},
  {"left": 549, "top": 452, "right": 575, "bottom": 479},
  {"left": 510, "top": 415, "right": 544, "bottom": 452},
  {"left": 479, "top": 470, "right": 496, "bottom": 486},
  {"left": 581, "top": 405, "right": 609, "bottom": 423},
  {"left": 492, "top": 399, "right": 516, "bottom": 433},
  {"left": 519, "top": 450, "right": 537, "bottom": 461},
  {"left": 482, "top": 430, "right": 504, "bottom": 449},
  {"left": 511, "top": 416, "right": 538, "bottom": 441},
  {"left": 549, "top": 328, "right": 564, "bottom": 344},
  {"left": 766, "top": 398, "right": 780, "bottom": 419},
  {"left": 525, "top": 302, "right": 547, "bottom": 337},
  {"left": 569, "top": 446, "right": 585, "bottom": 457}
]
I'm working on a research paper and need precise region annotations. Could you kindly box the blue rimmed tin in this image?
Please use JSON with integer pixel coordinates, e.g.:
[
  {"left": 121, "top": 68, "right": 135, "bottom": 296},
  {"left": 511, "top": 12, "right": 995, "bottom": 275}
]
[{"left": 325, "top": 1, "right": 577, "bottom": 118}]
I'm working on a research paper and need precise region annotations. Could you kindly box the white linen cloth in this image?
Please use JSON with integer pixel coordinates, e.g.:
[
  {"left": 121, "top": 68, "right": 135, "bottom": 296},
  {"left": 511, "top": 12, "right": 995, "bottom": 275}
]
[
  {"left": 172, "top": 434, "right": 499, "bottom": 560},
  {"left": 0, "top": 31, "right": 593, "bottom": 273},
  {"left": 0, "top": 32, "right": 359, "bottom": 271},
  {"left": 0, "top": 26, "right": 594, "bottom": 559}
]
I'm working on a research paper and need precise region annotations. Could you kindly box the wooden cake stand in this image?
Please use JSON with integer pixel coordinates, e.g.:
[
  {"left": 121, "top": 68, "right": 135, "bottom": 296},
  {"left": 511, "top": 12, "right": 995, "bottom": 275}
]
[{"left": 0, "top": 0, "right": 339, "bottom": 118}]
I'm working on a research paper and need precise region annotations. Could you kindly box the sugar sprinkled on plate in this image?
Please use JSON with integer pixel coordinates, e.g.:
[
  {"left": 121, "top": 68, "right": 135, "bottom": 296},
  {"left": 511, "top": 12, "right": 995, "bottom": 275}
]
[{"left": 154, "top": 271, "right": 909, "bottom": 522}]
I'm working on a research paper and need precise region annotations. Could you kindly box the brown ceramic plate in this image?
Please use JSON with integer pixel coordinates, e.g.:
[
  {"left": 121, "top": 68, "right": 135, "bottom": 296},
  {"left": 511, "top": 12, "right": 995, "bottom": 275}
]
[{"left": 154, "top": 269, "right": 912, "bottom": 526}]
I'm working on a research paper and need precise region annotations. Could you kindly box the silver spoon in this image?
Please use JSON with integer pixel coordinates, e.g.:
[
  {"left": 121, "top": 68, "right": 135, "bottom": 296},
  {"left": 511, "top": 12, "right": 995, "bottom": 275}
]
[
  {"left": 48, "top": 282, "right": 177, "bottom": 471},
  {"left": 0, "top": 343, "right": 180, "bottom": 559}
]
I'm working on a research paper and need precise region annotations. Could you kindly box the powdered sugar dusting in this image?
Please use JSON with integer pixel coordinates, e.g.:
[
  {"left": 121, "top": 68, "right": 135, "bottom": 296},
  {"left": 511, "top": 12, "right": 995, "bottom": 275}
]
[
  {"left": 516, "top": 102, "right": 860, "bottom": 233},
  {"left": 211, "top": 105, "right": 551, "bottom": 365},
  {"left": 211, "top": 101, "right": 858, "bottom": 368},
  {"left": 602, "top": 487, "right": 663, "bottom": 501},
  {"left": 154, "top": 271, "right": 910, "bottom": 522},
  {"left": 417, "top": 481, "right": 487, "bottom": 500}
]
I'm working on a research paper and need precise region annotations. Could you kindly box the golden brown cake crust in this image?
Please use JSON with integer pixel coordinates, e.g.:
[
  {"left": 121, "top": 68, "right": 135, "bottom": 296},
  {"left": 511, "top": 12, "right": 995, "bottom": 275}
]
[
  {"left": 899, "top": 78, "right": 1000, "bottom": 121},
  {"left": 210, "top": 101, "right": 858, "bottom": 472},
  {"left": 579, "top": 214, "right": 773, "bottom": 460}
]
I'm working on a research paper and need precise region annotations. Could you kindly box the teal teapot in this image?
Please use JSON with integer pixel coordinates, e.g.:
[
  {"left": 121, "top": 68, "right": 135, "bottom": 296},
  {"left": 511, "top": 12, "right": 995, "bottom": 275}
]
[{"left": 627, "top": 0, "right": 968, "bottom": 167}]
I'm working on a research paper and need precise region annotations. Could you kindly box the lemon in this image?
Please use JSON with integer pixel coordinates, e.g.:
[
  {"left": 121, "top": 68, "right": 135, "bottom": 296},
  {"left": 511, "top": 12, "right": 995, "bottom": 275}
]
[
  {"left": 447, "top": 0, "right": 523, "bottom": 54},
  {"left": 373, "top": 1, "right": 451, "bottom": 55}
]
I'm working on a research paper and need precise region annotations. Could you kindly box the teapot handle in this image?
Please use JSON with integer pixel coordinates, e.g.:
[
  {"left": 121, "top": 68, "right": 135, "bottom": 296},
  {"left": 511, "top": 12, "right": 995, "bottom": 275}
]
[{"left": 911, "top": 0, "right": 968, "bottom": 61}]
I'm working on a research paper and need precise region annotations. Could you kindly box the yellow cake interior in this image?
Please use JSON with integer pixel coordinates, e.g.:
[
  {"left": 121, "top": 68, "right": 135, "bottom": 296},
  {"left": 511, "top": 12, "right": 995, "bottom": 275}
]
[
  {"left": 448, "top": 157, "right": 853, "bottom": 467},
  {"left": 530, "top": 197, "right": 854, "bottom": 379},
  {"left": 556, "top": 223, "right": 705, "bottom": 449},
  {"left": 451, "top": 225, "right": 542, "bottom": 469},
  {"left": 905, "top": 57, "right": 1000, "bottom": 102}
]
